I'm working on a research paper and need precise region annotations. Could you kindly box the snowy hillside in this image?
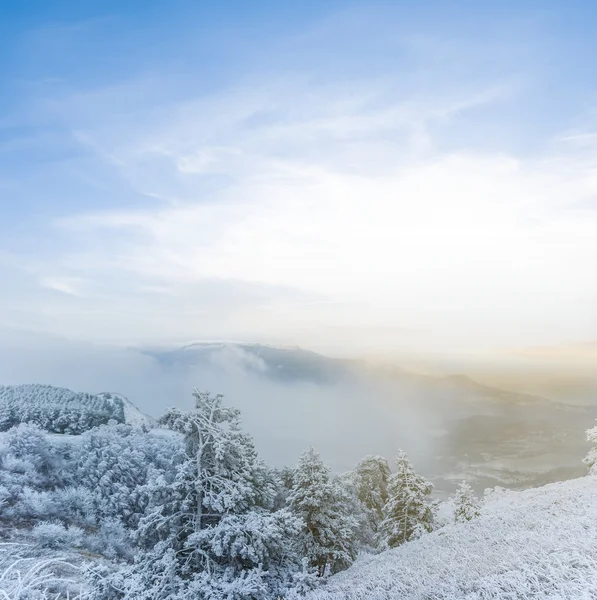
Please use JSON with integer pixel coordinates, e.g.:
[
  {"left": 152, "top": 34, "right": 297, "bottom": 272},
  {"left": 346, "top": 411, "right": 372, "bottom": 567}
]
[
  {"left": 0, "top": 385, "right": 594, "bottom": 600},
  {"left": 96, "top": 391, "right": 156, "bottom": 428},
  {"left": 0, "top": 384, "right": 126, "bottom": 434},
  {"left": 0, "top": 384, "right": 154, "bottom": 434},
  {"left": 306, "top": 476, "right": 597, "bottom": 600}
]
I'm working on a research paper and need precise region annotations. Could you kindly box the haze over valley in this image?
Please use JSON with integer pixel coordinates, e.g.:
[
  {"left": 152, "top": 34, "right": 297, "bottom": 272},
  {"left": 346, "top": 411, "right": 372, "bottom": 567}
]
[{"left": 1, "top": 331, "right": 593, "bottom": 495}]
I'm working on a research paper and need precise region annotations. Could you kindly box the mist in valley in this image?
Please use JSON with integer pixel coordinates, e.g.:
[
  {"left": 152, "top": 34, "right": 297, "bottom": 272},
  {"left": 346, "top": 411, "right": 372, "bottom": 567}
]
[{"left": 0, "top": 329, "right": 593, "bottom": 495}]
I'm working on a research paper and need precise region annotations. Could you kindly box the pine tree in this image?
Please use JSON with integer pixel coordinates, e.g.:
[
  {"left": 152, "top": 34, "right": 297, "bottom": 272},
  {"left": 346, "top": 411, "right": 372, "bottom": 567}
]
[
  {"left": 378, "top": 450, "right": 433, "bottom": 549},
  {"left": 454, "top": 481, "right": 481, "bottom": 523},
  {"left": 100, "top": 390, "right": 305, "bottom": 600},
  {"left": 583, "top": 419, "right": 597, "bottom": 475},
  {"left": 287, "top": 447, "right": 359, "bottom": 576},
  {"left": 350, "top": 455, "right": 390, "bottom": 539}
]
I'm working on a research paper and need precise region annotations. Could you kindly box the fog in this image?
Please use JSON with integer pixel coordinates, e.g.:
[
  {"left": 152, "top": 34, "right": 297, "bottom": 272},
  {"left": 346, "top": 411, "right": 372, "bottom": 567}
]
[
  {"left": 0, "top": 329, "right": 439, "bottom": 473},
  {"left": 1, "top": 328, "right": 594, "bottom": 494}
]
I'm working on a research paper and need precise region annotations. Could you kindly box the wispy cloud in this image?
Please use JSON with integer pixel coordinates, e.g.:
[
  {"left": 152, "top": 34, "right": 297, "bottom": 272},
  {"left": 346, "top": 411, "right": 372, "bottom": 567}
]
[
  {"left": 34, "top": 75, "right": 594, "bottom": 353},
  {"left": 40, "top": 276, "right": 86, "bottom": 297},
  {"left": 2, "top": 4, "right": 597, "bottom": 357}
]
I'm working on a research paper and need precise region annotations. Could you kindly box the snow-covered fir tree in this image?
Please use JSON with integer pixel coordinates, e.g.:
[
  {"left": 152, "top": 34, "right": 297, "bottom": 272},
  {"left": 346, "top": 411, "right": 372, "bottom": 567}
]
[
  {"left": 453, "top": 481, "right": 481, "bottom": 523},
  {"left": 273, "top": 465, "right": 295, "bottom": 510},
  {"left": 583, "top": 419, "right": 597, "bottom": 475},
  {"left": 287, "top": 447, "right": 359, "bottom": 577},
  {"left": 377, "top": 450, "right": 434, "bottom": 548}
]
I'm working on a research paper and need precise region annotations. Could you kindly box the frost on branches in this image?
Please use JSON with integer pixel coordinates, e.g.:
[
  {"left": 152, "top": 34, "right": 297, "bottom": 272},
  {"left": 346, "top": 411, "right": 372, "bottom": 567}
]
[
  {"left": 377, "top": 450, "right": 433, "bottom": 549},
  {"left": 583, "top": 419, "right": 597, "bottom": 475},
  {"left": 94, "top": 390, "right": 308, "bottom": 600},
  {"left": 0, "top": 384, "right": 125, "bottom": 434},
  {"left": 3, "top": 382, "right": 594, "bottom": 600},
  {"left": 288, "top": 447, "right": 359, "bottom": 576},
  {"left": 76, "top": 423, "right": 174, "bottom": 528},
  {"left": 303, "top": 476, "right": 597, "bottom": 600},
  {"left": 453, "top": 481, "right": 481, "bottom": 523},
  {"left": 349, "top": 455, "right": 390, "bottom": 543}
]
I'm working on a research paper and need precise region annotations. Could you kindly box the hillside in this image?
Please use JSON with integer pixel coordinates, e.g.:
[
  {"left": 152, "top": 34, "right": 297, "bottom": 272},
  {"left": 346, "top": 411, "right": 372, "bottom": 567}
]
[
  {"left": 0, "top": 384, "right": 152, "bottom": 434},
  {"left": 2, "top": 471, "right": 594, "bottom": 599},
  {"left": 0, "top": 383, "right": 594, "bottom": 600},
  {"left": 306, "top": 475, "right": 597, "bottom": 600},
  {"left": 96, "top": 391, "right": 156, "bottom": 428}
]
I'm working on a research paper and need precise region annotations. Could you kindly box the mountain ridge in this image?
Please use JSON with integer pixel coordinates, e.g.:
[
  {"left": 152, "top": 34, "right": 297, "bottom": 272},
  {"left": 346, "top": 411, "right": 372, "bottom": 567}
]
[{"left": 140, "top": 341, "right": 571, "bottom": 406}]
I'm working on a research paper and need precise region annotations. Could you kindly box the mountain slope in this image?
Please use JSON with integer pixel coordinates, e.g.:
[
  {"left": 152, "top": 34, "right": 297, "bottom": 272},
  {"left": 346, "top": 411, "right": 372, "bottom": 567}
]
[
  {"left": 307, "top": 475, "right": 597, "bottom": 600},
  {"left": 96, "top": 392, "right": 156, "bottom": 428},
  {"left": 0, "top": 384, "right": 126, "bottom": 434},
  {"left": 0, "top": 384, "right": 154, "bottom": 434}
]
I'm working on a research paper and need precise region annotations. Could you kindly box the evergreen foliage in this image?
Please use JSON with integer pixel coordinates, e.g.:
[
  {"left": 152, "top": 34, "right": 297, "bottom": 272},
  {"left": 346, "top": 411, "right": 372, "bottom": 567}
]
[
  {"left": 377, "top": 450, "right": 434, "bottom": 548},
  {"left": 583, "top": 419, "right": 597, "bottom": 475},
  {"left": 288, "top": 447, "right": 359, "bottom": 576},
  {"left": 0, "top": 384, "right": 125, "bottom": 434},
  {"left": 96, "top": 390, "right": 309, "bottom": 600},
  {"left": 349, "top": 455, "right": 390, "bottom": 544},
  {"left": 453, "top": 481, "right": 481, "bottom": 523}
]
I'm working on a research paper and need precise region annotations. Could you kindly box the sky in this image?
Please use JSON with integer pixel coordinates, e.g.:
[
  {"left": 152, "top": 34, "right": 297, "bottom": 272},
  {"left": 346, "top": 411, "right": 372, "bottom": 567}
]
[{"left": 2, "top": 0, "right": 597, "bottom": 362}]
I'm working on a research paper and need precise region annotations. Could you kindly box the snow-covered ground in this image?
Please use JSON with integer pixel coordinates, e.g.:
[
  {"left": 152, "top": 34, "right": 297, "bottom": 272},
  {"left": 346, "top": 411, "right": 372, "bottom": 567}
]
[
  {"left": 307, "top": 476, "right": 597, "bottom": 600},
  {"left": 0, "top": 542, "right": 86, "bottom": 599},
  {"left": 3, "top": 475, "right": 594, "bottom": 599}
]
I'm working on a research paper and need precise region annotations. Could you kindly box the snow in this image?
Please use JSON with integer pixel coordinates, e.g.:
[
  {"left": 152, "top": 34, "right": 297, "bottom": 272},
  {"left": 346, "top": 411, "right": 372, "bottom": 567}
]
[
  {"left": 96, "top": 392, "right": 155, "bottom": 428},
  {"left": 0, "top": 542, "right": 85, "bottom": 599},
  {"left": 0, "top": 385, "right": 154, "bottom": 435},
  {"left": 0, "top": 384, "right": 126, "bottom": 433},
  {"left": 0, "top": 384, "right": 594, "bottom": 599},
  {"left": 306, "top": 476, "right": 597, "bottom": 600}
]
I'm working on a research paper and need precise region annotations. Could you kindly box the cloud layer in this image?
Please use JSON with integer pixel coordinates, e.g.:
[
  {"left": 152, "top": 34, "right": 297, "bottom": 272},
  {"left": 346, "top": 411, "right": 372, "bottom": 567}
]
[{"left": 2, "top": 5, "right": 597, "bottom": 360}]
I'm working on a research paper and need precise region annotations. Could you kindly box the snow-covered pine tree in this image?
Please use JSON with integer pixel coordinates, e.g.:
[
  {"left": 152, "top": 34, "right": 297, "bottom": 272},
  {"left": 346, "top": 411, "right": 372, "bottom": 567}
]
[
  {"left": 97, "top": 390, "right": 306, "bottom": 600},
  {"left": 287, "top": 447, "right": 359, "bottom": 577},
  {"left": 583, "top": 419, "right": 597, "bottom": 475},
  {"left": 377, "top": 450, "right": 433, "bottom": 549},
  {"left": 454, "top": 480, "right": 481, "bottom": 523},
  {"left": 350, "top": 455, "right": 390, "bottom": 541},
  {"left": 154, "top": 390, "right": 277, "bottom": 531}
]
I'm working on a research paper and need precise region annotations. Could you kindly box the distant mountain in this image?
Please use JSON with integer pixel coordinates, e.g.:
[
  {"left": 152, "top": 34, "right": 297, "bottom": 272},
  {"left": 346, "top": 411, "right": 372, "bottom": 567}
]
[
  {"left": 140, "top": 341, "right": 552, "bottom": 402},
  {"left": 435, "top": 373, "right": 549, "bottom": 404},
  {"left": 140, "top": 341, "right": 354, "bottom": 383},
  {"left": 139, "top": 341, "right": 596, "bottom": 493}
]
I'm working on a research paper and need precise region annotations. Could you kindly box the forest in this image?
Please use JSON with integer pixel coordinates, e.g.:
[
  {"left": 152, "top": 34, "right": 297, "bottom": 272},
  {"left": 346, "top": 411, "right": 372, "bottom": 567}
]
[{"left": 0, "top": 384, "right": 595, "bottom": 599}]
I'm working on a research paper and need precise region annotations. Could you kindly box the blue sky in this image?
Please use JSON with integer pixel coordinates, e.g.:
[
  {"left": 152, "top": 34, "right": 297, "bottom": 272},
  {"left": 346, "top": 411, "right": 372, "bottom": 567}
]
[{"left": 2, "top": 1, "right": 597, "bottom": 361}]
